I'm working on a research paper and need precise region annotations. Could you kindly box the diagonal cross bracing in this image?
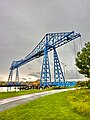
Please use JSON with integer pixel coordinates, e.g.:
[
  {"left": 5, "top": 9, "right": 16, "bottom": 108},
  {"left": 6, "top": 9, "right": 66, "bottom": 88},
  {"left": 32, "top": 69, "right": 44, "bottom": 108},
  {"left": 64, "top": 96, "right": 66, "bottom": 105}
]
[
  {"left": 54, "top": 48, "right": 65, "bottom": 83},
  {"left": 10, "top": 31, "right": 81, "bottom": 70},
  {"left": 8, "top": 31, "right": 81, "bottom": 85}
]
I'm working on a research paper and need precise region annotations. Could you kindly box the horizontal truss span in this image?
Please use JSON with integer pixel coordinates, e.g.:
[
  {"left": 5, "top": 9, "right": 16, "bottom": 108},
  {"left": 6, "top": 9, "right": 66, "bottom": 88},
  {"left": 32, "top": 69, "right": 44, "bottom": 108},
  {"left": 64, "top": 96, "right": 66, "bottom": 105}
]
[{"left": 10, "top": 31, "right": 81, "bottom": 70}]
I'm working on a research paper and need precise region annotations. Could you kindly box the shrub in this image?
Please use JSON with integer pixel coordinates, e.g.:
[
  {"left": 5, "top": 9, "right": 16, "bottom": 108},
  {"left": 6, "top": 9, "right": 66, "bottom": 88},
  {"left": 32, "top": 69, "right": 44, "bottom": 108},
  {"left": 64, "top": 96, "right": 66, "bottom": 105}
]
[
  {"left": 51, "top": 86, "right": 66, "bottom": 89},
  {"left": 87, "top": 83, "right": 90, "bottom": 89}
]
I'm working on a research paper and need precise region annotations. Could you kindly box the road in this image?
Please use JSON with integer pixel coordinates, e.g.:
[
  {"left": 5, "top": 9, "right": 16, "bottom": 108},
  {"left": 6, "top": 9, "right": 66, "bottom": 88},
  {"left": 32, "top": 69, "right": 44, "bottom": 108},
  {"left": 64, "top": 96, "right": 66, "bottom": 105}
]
[{"left": 0, "top": 88, "right": 77, "bottom": 112}]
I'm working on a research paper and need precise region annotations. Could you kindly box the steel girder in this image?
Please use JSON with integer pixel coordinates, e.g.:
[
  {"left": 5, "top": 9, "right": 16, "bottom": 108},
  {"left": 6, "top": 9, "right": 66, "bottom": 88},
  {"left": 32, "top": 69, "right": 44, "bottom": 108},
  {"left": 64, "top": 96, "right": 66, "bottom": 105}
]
[
  {"left": 40, "top": 47, "right": 65, "bottom": 87},
  {"left": 54, "top": 48, "right": 65, "bottom": 83},
  {"left": 8, "top": 69, "right": 13, "bottom": 82},
  {"left": 15, "top": 68, "right": 19, "bottom": 82},
  {"left": 8, "top": 31, "right": 81, "bottom": 83},
  {"left": 9, "top": 31, "right": 81, "bottom": 70},
  {"left": 40, "top": 48, "right": 51, "bottom": 87}
]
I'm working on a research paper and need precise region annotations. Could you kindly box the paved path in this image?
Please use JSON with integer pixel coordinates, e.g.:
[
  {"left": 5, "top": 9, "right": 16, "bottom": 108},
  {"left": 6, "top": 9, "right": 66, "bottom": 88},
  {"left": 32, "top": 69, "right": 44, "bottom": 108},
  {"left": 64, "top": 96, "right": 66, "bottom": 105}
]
[{"left": 0, "top": 88, "right": 77, "bottom": 112}]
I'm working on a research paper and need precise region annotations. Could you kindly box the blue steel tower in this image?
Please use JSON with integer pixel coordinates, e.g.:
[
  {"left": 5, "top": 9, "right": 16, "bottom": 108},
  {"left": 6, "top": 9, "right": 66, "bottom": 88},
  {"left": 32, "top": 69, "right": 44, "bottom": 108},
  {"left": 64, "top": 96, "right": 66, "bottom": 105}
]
[
  {"left": 53, "top": 48, "right": 65, "bottom": 83},
  {"left": 40, "top": 35, "right": 51, "bottom": 87}
]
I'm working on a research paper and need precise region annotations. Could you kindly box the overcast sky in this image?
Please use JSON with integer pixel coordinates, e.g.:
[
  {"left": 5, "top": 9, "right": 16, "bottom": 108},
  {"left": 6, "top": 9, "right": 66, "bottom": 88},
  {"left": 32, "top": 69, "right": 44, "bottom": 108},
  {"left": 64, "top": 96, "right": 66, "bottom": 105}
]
[{"left": 0, "top": 0, "right": 90, "bottom": 80}]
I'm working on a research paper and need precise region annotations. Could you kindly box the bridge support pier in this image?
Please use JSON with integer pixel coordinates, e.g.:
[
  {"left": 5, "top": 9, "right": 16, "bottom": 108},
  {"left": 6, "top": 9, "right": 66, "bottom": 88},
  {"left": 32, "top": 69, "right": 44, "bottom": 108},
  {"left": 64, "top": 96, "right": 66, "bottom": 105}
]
[
  {"left": 15, "top": 67, "right": 19, "bottom": 82},
  {"left": 40, "top": 41, "right": 51, "bottom": 87},
  {"left": 54, "top": 48, "right": 65, "bottom": 83},
  {"left": 8, "top": 70, "right": 13, "bottom": 82}
]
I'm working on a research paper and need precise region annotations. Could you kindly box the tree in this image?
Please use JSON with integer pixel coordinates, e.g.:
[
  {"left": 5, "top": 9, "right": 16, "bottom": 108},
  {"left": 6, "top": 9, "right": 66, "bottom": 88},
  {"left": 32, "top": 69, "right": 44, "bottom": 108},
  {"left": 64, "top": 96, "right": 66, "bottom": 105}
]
[{"left": 75, "top": 42, "right": 90, "bottom": 78}]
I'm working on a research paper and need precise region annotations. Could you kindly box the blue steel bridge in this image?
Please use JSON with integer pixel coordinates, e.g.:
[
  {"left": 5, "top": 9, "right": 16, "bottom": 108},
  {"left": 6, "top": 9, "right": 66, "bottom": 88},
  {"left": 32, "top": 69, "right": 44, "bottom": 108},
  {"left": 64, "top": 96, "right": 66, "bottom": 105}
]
[{"left": 8, "top": 31, "right": 81, "bottom": 87}]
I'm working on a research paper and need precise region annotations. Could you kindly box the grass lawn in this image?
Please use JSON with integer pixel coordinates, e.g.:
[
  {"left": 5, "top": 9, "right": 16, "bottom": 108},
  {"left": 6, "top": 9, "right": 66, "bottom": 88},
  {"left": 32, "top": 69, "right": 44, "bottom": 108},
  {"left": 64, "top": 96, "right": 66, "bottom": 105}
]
[
  {"left": 0, "top": 88, "right": 53, "bottom": 99},
  {"left": 0, "top": 88, "right": 90, "bottom": 120},
  {"left": 0, "top": 86, "right": 68, "bottom": 100}
]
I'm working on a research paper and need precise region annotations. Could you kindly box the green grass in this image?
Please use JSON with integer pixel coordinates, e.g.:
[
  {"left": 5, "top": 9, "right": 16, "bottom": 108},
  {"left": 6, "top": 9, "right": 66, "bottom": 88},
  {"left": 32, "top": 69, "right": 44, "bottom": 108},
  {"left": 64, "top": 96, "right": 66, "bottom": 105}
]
[
  {"left": 0, "top": 89, "right": 90, "bottom": 120},
  {"left": 0, "top": 88, "right": 53, "bottom": 99},
  {"left": 0, "top": 86, "right": 69, "bottom": 100},
  {"left": 67, "top": 88, "right": 90, "bottom": 116}
]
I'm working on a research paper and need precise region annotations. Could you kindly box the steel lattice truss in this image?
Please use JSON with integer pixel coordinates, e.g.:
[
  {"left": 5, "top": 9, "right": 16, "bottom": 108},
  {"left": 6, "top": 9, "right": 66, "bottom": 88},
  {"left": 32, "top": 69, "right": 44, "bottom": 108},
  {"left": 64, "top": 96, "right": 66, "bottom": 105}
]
[
  {"left": 10, "top": 31, "right": 81, "bottom": 70},
  {"left": 8, "top": 31, "right": 81, "bottom": 87}
]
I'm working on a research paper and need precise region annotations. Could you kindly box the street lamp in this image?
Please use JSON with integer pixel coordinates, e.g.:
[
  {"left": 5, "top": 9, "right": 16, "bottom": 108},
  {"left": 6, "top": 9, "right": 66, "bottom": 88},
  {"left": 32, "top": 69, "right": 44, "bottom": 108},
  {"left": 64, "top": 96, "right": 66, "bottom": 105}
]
[
  {"left": 63, "top": 64, "right": 66, "bottom": 80},
  {"left": 61, "top": 62, "right": 66, "bottom": 80}
]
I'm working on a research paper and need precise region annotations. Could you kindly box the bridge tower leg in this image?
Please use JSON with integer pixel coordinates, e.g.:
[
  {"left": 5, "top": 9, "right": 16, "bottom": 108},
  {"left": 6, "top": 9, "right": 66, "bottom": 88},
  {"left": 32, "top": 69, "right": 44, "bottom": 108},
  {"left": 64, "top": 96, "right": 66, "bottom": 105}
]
[
  {"left": 15, "top": 67, "right": 19, "bottom": 82},
  {"left": 8, "top": 70, "right": 13, "bottom": 82},
  {"left": 40, "top": 45, "right": 51, "bottom": 87},
  {"left": 54, "top": 48, "right": 65, "bottom": 84}
]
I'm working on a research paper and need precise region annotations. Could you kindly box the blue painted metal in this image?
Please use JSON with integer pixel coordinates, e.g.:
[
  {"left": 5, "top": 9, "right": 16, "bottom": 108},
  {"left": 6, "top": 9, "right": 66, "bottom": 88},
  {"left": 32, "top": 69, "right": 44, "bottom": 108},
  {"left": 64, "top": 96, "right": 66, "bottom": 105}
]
[
  {"left": 15, "top": 67, "right": 19, "bottom": 82},
  {"left": 8, "top": 69, "right": 13, "bottom": 82},
  {"left": 41, "top": 81, "right": 76, "bottom": 87},
  {"left": 40, "top": 36, "right": 51, "bottom": 87},
  {"left": 8, "top": 31, "right": 81, "bottom": 86},
  {"left": 54, "top": 48, "right": 65, "bottom": 83},
  {"left": 9, "top": 31, "right": 81, "bottom": 70},
  {"left": 8, "top": 61, "right": 15, "bottom": 81}
]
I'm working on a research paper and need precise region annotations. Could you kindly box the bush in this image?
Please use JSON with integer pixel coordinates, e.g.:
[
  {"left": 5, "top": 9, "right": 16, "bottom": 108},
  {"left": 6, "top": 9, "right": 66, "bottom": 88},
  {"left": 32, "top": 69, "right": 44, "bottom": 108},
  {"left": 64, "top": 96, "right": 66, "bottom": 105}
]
[
  {"left": 87, "top": 83, "right": 90, "bottom": 89},
  {"left": 52, "top": 86, "right": 66, "bottom": 89},
  {"left": 76, "top": 80, "right": 90, "bottom": 88}
]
